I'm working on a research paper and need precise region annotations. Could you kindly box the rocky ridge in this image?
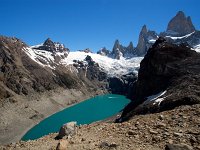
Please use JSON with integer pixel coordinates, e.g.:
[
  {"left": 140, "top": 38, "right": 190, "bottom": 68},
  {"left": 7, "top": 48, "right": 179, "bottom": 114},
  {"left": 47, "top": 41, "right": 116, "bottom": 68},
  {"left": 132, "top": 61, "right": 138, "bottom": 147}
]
[{"left": 120, "top": 37, "right": 200, "bottom": 121}]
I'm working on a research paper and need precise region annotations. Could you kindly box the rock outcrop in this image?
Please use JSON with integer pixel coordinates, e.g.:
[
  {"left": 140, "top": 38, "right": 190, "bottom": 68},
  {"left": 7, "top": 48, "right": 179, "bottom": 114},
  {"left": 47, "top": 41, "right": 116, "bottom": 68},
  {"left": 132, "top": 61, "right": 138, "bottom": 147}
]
[
  {"left": 108, "top": 73, "right": 137, "bottom": 96},
  {"left": 120, "top": 37, "right": 200, "bottom": 121},
  {"left": 72, "top": 55, "right": 107, "bottom": 83},
  {"left": 166, "top": 11, "right": 196, "bottom": 36},
  {"left": 56, "top": 122, "right": 77, "bottom": 139},
  {"left": 79, "top": 48, "right": 93, "bottom": 53}
]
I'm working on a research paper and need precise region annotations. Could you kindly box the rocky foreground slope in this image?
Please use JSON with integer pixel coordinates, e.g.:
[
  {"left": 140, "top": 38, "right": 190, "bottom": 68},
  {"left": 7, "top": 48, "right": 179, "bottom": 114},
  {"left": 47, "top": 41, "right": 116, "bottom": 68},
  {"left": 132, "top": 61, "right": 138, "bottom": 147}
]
[{"left": 1, "top": 104, "right": 199, "bottom": 150}]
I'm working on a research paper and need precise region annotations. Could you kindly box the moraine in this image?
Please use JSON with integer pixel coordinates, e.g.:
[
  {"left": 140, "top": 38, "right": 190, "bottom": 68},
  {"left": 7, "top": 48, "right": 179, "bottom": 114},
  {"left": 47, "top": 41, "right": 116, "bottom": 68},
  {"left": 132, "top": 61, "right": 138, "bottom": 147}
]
[{"left": 22, "top": 94, "right": 130, "bottom": 141}]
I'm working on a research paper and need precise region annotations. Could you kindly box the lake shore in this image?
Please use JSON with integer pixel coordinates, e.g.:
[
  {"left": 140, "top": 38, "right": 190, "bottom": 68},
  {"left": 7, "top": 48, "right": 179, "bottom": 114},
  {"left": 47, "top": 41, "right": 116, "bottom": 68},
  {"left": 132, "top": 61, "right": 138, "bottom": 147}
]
[
  {"left": 0, "top": 87, "right": 106, "bottom": 145},
  {"left": 1, "top": 104, "right": 199, "bottom": 150},
  {"left": 22, "top": 94, "right": 130, "bottom": 141}
]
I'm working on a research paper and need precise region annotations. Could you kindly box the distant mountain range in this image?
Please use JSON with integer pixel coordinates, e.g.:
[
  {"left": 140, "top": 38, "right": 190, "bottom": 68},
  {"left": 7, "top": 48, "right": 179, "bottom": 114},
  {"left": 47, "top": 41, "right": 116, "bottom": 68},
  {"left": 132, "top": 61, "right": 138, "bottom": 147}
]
[
  {"left": 17, "top": 11, "right": 199, "bottom": 77},
  {"left": 97, "top": 11, "right": 200, "bottom": 59}
]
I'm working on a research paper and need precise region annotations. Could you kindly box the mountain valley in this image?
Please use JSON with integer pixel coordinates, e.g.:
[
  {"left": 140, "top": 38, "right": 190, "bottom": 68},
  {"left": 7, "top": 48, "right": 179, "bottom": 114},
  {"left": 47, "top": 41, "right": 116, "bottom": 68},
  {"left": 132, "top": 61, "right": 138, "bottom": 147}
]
[{"left": 0, "top": 11, "right": 200, "bottom": 150}]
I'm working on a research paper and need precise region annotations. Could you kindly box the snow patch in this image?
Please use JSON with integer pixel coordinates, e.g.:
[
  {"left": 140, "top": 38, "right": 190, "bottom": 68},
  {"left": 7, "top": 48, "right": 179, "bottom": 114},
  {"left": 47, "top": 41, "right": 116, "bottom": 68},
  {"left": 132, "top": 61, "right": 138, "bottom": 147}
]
[
  {"left": 153, "top": 97, "right": 165, "bottom": 105},
  {"left": 146, "top": 91, "right": 167, "bottom": 102},
  {"left": 144, "top": 91, "right": 167, "bottom": 105},
  {"left": 193, "top": 44, "right": 200, "bottom": 53},
  {"left": 149, "top": 39, "right": 156, "bottom": 43},
  {"left": 166, "top": 31, "right": 195, "bottom": 40},
  {"left": 62, "top": 51, "right": 143, "bottom": 76}
]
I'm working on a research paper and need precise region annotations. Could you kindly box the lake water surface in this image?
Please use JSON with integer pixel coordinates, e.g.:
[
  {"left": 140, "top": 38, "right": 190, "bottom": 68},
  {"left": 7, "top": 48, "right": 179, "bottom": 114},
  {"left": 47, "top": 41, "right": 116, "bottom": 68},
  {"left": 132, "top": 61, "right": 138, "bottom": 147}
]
[{"left": 22, "top": 94, "right": 130, "bottom": 141}]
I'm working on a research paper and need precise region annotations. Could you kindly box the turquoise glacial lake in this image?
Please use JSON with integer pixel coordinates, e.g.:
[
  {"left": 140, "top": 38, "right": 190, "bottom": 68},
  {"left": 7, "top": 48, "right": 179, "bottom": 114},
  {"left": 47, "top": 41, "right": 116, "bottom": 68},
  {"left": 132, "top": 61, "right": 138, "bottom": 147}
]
[{"left": 22, "top": 94, "right": 130, "bottom": 141}]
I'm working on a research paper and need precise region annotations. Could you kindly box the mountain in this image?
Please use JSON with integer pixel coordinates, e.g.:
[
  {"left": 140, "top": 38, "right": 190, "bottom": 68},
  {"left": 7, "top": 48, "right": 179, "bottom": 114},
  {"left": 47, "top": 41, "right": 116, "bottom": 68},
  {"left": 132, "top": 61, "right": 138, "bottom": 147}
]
[
  {"left": 135, "top": 25, "right": 158, "bottom": 56},
  {"left": 97, "top": 11, "right": 199, "bottom": 58},
  {"left": 134, "top": 11, "right": 199, "bottom": 56},
  {"left": 0, "top": 36, "right": 110, "bottom": 144},
  {"left": 2, "top": 39, "right": 200, "bottom": 150},
  {"left": 111, "top": 40, "right": 136, "bottom": 59},
  {"left": 165, "top": 11, "right": 196, "bottom": 36},
  {"left": 64, "top": 51, "right": 142, "bottom": 76},
  {"left": 160, "top": 11, "right": 199, "bottom": 50},
  {"left": 32, "top": 38, "right": 70, "bottom": 53},
  {"left": 120, "top": 37, "right": 200, "bottom": 121}
]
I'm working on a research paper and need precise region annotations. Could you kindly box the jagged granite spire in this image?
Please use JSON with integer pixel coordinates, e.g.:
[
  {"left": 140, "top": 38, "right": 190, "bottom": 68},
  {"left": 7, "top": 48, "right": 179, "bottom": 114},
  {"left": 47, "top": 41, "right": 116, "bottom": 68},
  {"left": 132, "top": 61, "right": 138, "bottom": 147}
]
[
  {"left": 126, "top": 41, "right": 135, "bottom": 55},
  {"left": 135, "top": 25, "right": 158, "bottom": 56},
  {"left": 136, "top": 25, "right": 148, "bottom": 56},
  {"left": 111, "top": 39, "right": 124, "bottom": 59},
  {"left": 167, "top": 11, "right": 196, "bottom": 35}
]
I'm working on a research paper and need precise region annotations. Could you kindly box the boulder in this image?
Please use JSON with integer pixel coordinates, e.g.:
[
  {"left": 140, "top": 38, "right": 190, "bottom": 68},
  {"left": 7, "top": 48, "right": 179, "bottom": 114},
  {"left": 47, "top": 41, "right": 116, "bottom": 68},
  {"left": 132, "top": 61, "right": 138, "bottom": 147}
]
[
  {"left": 56, "top": 121, "right": 77, "bottom": 139},
  {"left": 165, "top": 144, "right": 193, "bottom": 150}
]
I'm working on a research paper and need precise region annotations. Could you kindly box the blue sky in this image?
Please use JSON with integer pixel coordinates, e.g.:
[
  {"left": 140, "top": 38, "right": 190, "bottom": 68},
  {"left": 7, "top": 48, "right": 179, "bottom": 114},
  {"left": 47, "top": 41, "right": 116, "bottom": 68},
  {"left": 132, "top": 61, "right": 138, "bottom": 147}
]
[{"left": 0, "top": 0, "right": 199, "bottom": 52}]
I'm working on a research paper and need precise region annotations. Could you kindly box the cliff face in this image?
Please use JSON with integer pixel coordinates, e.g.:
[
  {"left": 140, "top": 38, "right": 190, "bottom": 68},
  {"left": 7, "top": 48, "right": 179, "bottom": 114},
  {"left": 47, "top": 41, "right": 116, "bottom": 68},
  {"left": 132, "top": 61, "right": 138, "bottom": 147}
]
[
  {"left": 135, "top": 25, "right": 158, "bottom": 56},
  {"left": 166, "top": 11, "right": 196, "bottom": 36},
  {"left": 121, "top": 37, "right": 200, "bottom": 120}
]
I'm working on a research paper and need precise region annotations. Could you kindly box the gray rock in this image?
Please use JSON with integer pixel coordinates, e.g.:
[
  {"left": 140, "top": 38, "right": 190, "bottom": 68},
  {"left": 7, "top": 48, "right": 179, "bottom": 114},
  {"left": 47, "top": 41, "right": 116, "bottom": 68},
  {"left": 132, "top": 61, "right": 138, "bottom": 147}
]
[
  {"left": 99, "top": 141, "right": 118, "bottom": 149},
  {"left": 165, "top": 144, "right": 193, "bottom": 150},
  {"left": 57, "top": 121, "right": 77, "bottom": 139}
]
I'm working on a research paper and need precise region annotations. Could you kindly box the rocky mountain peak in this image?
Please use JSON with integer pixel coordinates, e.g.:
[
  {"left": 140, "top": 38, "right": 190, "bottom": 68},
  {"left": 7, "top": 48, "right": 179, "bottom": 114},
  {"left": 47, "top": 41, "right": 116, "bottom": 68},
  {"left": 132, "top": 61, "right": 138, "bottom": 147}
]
[
  {"left": 135, "top": 25, "right": 158, "bottom": 56},
  {"left": 33, "top": 38, "right": 69, "bottom": 53},
  {"left": 166, "top": 11, "right": 196, "bottom": 36},
  {"left": 141, "top": 25, "right": 148, "bottom": 35},
  {"left": 113, "top": 39, "right": 120, "bottom": 50},
  {"left": 127, "top": 42, "right": 134, "bottom": 49},
  {"left": 110, "top": 40, "right": 136, "bottom": 59},
  {"left": 43, "top": 38, "right": 54, "bottom": 47},
  {"left": 111, "top": 40, "right": 124, "bottom": 59}
]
